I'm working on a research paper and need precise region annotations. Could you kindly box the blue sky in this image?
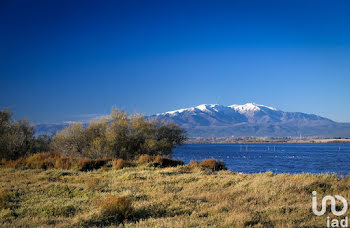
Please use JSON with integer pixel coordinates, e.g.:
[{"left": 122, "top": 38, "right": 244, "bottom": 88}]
[{"left": 1, "top": 0, "right": 350, "bottom": 123}]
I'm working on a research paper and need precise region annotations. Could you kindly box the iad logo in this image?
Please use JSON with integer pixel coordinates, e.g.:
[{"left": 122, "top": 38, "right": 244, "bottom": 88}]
[{"left": 312, "top": 191, "right": 348, "bottom": 227}]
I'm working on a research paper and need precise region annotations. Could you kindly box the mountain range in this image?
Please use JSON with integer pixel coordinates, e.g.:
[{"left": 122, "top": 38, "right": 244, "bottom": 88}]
[
  {"left": 35, "top": 103, "right": 350, "bottom": 137},
  {"left": 148, "top": 103, "right": 350, "bottom": 137}
]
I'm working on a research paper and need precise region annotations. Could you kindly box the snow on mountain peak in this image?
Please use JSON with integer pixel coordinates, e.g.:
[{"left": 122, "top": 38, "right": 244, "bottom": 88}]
[
  {"left": 157, "top": 103, "right": 277, "bottom": 116},
  {"left": 158, "top": 104, "right": 221, "bottom": 116},
  {"left": 229, "top": 103, "right": 277, "bottom": 113},
  {"left": 196, "top": 104, "right": 209, "bottom": 111},
  {"left": 162, "top": 107, "right": 194, "bottom": 115},
  {"left": 195, "top": 104, "right": 220, "bottom": 112}
]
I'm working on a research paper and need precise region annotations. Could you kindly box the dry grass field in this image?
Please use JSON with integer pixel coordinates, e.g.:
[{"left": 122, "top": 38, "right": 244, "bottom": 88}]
[{"left": 1, "top": 159, "right": 350, "bottom": 227}]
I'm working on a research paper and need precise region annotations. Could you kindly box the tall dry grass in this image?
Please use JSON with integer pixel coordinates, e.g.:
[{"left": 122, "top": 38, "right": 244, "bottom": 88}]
[{"left": 0, "top": 155, "right": 349, "bottom": 227}]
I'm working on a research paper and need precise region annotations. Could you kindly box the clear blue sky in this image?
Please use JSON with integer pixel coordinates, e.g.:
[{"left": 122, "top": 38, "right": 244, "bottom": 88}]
[{"left": 1, "top": 0, "right": 350, "bottom": 123}]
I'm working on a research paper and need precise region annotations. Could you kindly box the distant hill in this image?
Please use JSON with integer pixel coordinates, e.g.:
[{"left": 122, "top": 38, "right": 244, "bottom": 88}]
[
  {"left": 148, "top": 103, "right": 350, "bottom": 137},
  {"left": 35, "top": 103, "right": 350, "bottom": 137}
]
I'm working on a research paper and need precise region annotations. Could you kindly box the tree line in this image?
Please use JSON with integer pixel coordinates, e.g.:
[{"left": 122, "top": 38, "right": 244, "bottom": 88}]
[{"left": 0, "top": 109, "right": 187, "bottom": 161}]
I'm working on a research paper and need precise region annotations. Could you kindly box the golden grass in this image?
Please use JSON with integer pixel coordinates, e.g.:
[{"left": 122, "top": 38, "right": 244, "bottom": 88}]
[
  {"left": 100, "top": 195, "right": 134, "bottom": 222},
  {"left": 199, "top": 158, "right": 227, "bottom": 171},
  {"left": 0, "top": 165, "right": 349, "bottom": 227},
  {"left": 138, "top": 155, "right": 153, "bottom": 164},
  {"left": 0, "top": 189, "right": 11, "bottom": 209},
  {"left": 113, "top": 159, "right": 134, "bottom": 170}
]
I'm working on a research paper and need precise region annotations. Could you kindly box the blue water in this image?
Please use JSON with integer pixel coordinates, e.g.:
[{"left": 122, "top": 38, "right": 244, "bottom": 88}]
[{"left": 173, "top": 143, "right": 350, "bottom": 175}]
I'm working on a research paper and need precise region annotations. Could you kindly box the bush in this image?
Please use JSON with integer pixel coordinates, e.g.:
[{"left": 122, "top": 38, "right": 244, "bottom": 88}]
[
  {"left": 138, "top": 155, "right": 153, "bottom": 164},
  {"left": 2, "top": 157, "right": 26, "bottom": 169},
  {"left": 100, "top": 195, "right": 134, "bottom": 224},
  {"left": 189, "top": 160, "right": 200, "bottom": 167},
  {"left": 2, "top": 152, "right": 114, "bottom": 171},
  {"left": 2, "top": 152, "right": 73, "bottom": 170},
  {"left": 32, "top": 134, "right": 53, "bottom": 154},
  {"left": 55, "top": 157, "right": 73, "bottom": 169},
  {"left": 113, "top": 159, "right": 134, "bottom": 170},
  {"left": 51, "top": 109, "right": 187, "bottom": 159},
  {"left": 78, "top": 158, "right": 110, "bottom": 171},
  {"left": 24, "top": 152, "right": 59, "bottom": 169},
  {"left": 154, "top": 156, "right": 184, "bottom": 168},
  {"left": 200, "top": 159, "right": 227, "bottom": 171},
  {"left": 188, "top": 160, "right": 202, "bottom": 172},
  {"left": 0, "top": 109, "right": 35, "bottom": 160},
  {"left": 1, "top": 151, "right": 60, "bottom": 170}
]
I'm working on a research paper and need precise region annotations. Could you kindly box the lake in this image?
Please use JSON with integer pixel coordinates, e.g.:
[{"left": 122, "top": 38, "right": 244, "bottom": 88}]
[{"left": 173, "top": 143, "right": 350, "bottom": 175}]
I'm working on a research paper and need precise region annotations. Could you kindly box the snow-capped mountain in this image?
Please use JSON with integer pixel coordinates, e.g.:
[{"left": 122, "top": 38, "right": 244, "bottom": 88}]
[
  {"left": 150, "top": 103, "right": 350, "bottom": 137},
  {"left": 35, "top": 103, "right": 350, "bottom": 137}
]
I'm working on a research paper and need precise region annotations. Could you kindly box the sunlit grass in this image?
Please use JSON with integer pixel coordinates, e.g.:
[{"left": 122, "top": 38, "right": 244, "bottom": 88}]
[{"left": 0, "top": 165, "right": 349, "bottom": 227}]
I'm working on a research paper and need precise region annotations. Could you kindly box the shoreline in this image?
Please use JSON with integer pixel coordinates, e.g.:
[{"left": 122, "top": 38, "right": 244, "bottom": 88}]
[{"left": 186, "top": 138, "right": 350, "bottom": 144}]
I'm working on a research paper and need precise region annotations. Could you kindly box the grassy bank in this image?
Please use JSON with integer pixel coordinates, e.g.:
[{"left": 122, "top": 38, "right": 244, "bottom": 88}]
[{"left": 1, "top": 164, "right": 349, "bottom": 227}]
